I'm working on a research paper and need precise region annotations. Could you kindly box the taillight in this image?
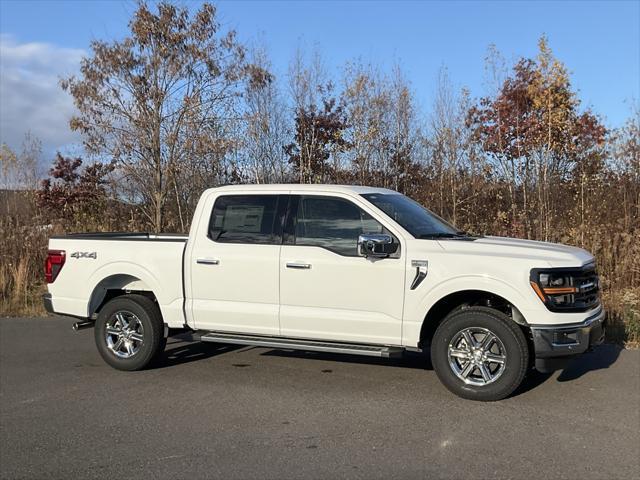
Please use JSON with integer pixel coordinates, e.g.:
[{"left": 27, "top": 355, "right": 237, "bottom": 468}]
[{"left": 45, "top": 250, "right": 66, "bottom": 283}]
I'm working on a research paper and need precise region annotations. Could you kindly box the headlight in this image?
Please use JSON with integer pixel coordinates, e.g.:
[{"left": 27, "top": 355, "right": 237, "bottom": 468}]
[{"left": 530, "top": 266, "right": 600, "bottom": 312}]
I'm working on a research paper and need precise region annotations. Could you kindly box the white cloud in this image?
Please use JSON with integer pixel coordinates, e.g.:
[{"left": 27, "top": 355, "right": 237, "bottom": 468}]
[{"left": 0, "top": 34, "right": 85, "bottom": 157}]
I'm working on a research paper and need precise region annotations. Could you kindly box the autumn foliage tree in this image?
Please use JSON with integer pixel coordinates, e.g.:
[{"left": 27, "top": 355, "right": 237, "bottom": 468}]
[
  {"left": 285, "top": 52, "right": 349, "bottom": 183},
  {"left": 285, "top": 86, "right": 349, "bottom": 183},
  {"left": 36, "top": 154, "right": 113, "bottom": 225},
  {"left": 467, "top": 36, "right": 606, "bottom": 239}
]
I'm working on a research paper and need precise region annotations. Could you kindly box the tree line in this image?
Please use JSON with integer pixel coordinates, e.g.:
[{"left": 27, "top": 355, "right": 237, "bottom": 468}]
[{"left": 0, "top": 2, "right": 638, "bottom": 343}]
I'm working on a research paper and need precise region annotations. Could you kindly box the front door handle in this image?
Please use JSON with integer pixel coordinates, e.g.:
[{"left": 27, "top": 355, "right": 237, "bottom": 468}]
[
  {"left": 286, "top": 262, "right": 311, "bottom": 269},
  {"left": 197, "top": 258, "right": 220, "bottom": 265}
]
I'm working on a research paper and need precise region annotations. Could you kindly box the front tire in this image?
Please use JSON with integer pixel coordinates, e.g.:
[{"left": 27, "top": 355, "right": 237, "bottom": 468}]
[
  {"left": 94, "top": 294, "right": 166, "bottom": 371},
  {"left": 431, "top": 306, "right": 529, "bottom": 401}
]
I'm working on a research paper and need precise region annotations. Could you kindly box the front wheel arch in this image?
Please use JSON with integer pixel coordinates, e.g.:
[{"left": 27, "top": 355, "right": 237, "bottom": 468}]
[{"left": 419, "top": 289, "right": 529, "bottom": 349}]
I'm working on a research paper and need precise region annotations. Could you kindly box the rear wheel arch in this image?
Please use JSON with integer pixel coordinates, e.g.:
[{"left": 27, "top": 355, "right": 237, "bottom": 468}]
[{"left": 88, "top": 274, "right": 158, "bottom": 318}]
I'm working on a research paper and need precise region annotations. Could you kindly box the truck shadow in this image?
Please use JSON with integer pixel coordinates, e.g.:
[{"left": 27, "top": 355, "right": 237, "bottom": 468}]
[
  {"left": 260, "top": 349, "right": 431, "bottom": 370},
  {"left": 155, "top": 336, "right": 624, "bottom": 387},
  {"left": 511, "top": 343, "right": 624, "bottom": 396},
  {"left": 555, "top": 343, "right": 623, "bottom": 382},
  {"left": 157, "top": 340, "right": 432, "bottom": 370},
  {"left": 261, "top": 343, "right": 625, "bottom": 396},
  {"left": 154, "top": 336, "right": 244, "bottom": 369}
]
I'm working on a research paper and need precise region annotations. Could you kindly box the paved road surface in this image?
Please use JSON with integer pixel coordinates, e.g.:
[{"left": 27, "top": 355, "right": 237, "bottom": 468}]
[{"left": 1, "top": 317, "right": 638, "bottom": 479}]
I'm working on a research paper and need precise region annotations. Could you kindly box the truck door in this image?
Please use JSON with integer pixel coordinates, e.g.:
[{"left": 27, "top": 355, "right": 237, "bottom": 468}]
[
  {"left": 189, "top": 193, "right": 285, "bottom": 334},
  {"left": 279, "top": 194, "right": 406, "bottom": 345}
]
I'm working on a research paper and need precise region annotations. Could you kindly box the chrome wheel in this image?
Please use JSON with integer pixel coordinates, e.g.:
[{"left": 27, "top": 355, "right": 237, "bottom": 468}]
[
  {"left": 105, "top": 311, "right": 144, "bottom": 359},
  {"left": 447, "top": 327, "right": 507, "bottom": 386}
]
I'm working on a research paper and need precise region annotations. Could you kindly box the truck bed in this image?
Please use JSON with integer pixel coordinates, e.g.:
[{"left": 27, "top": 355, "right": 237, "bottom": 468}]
[{"left": 46, "top": 232, "right": 188, "bottom": 327}]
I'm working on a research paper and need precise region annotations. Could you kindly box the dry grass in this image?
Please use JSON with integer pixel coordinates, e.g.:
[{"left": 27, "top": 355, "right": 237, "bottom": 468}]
[
  {"left": 0, "top": 237, "right": 48, "bottom": 317},
  {"left": 604, "top": 290, "right": 640, "bottom": 348},
  {"left": 1, "top": 226, "right": 638, "bottom": 348},
  {"left": 0, "top": 264, "right": 47, "bottom": 317}
]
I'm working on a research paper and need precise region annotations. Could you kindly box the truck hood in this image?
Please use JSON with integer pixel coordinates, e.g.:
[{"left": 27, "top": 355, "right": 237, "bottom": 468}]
[{"left": 434, "top": 235, "right": 594, "bottom": 267}]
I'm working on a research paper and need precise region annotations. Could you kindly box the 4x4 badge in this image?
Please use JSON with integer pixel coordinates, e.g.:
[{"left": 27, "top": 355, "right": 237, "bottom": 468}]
[{"left": 71, "top": 251, "right": 97, "bottom": 259}]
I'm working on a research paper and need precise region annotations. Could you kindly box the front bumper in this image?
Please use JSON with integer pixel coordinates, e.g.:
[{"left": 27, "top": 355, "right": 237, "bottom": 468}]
[{"left": 530, "top": 305, "right": 606, "bottom": 372}]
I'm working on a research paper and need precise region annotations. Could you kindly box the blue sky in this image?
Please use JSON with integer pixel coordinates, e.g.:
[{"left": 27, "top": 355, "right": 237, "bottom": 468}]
[{"left": 0, "top": 0, "right": 638, "bottom": 155}]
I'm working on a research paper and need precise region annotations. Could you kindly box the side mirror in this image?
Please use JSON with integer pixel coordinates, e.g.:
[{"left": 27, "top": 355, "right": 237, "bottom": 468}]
[{"left": 358, "top": 233, "right": 398, "bottom": 258}]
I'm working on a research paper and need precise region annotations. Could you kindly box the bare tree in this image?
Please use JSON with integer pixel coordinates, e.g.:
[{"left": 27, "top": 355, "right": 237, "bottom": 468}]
[
  {"left": 62, "top": 2, "right": 268, "bottom": 231},
  {"left": 242, "top": 47, "right": 290, "bottom": 183},
  {"left": 342, "top": 62, "right": 389, "bottom": 184},
  {"left": 384, "top": 66, "right": 419, "bottom": 193},
  {"left": 428, "top": 67, "right": 481, "bottom": 224},
  {"left": 0, "top": 133, "right": 43, "bottom": 190}
]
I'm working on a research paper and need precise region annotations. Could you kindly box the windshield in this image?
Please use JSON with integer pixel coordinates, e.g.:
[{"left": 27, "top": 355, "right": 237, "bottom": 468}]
[{"left": 361, "top": 193, "right": 462, "bottom": 238}]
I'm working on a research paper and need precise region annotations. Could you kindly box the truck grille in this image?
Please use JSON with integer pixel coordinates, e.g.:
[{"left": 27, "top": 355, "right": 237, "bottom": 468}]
[{"left": 571, "top": 266, "right": 600, "bottom": 311}]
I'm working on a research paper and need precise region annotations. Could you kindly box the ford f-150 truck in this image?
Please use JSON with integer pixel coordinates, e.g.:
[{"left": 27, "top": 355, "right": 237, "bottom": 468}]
[{"left": 44, "top": 184, "right": 605, "bottom": 401}]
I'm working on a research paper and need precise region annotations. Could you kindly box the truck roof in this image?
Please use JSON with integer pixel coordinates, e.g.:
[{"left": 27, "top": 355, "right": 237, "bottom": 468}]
[{"left": 206, "top": 184, "right": 399, "bottom": 195}]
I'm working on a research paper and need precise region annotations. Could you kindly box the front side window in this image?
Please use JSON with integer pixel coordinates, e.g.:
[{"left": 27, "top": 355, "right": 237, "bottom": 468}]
[
  {"left": 208, "top": 195, "right": 280, "bottom": 244},
  {"left": 361, "top": 193, "right": 461, "bottom": 239},
  {"left": 292, "top": 195, "right": 386, "bottom": 256}
]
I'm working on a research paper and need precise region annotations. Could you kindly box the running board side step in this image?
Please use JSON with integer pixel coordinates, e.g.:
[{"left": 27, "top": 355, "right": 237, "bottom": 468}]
[{"left": 199, "top": 332, "right": 404, "bottom": 358}]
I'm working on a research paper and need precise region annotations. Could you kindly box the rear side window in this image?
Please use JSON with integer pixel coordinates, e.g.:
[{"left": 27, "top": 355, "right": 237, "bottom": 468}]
[
  {"left": 292, "top": 195, "right": 384, "bottom": 256},
  {"left": 208, "top": 195, "right": 280, "bottom": 244}
]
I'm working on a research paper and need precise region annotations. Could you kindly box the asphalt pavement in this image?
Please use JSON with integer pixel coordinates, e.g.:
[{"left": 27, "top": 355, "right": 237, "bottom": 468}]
[{"left": 1, "top": 316, "right": 638, "bottom": 479}]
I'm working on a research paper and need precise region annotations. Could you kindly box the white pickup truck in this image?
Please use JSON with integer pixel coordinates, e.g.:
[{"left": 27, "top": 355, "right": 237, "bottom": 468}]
[{"left": 44, "top": 184, "right": 605, "bottom": 400}]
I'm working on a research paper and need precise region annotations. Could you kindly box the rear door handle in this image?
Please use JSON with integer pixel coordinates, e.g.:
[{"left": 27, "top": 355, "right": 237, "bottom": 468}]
[
  {"left": 197, "top": 258, "right": 220, "bottom": 265},
  {"left": 286, "top": 262, "right": 311, "bottom": 269}
]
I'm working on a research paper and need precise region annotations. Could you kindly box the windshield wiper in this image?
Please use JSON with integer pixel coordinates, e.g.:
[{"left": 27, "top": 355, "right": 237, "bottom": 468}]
[{"left": 418, "top": 232, "right": 470, "bottom": 239}]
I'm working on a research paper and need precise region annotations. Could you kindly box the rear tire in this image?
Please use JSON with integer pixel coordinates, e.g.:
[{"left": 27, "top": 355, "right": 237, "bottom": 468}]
[
  {"left": 94, "top": 294, "right": 165, "bottom": 371},
  {"left": 431, "top": 306, "right": 529, "bottom": 401}
]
